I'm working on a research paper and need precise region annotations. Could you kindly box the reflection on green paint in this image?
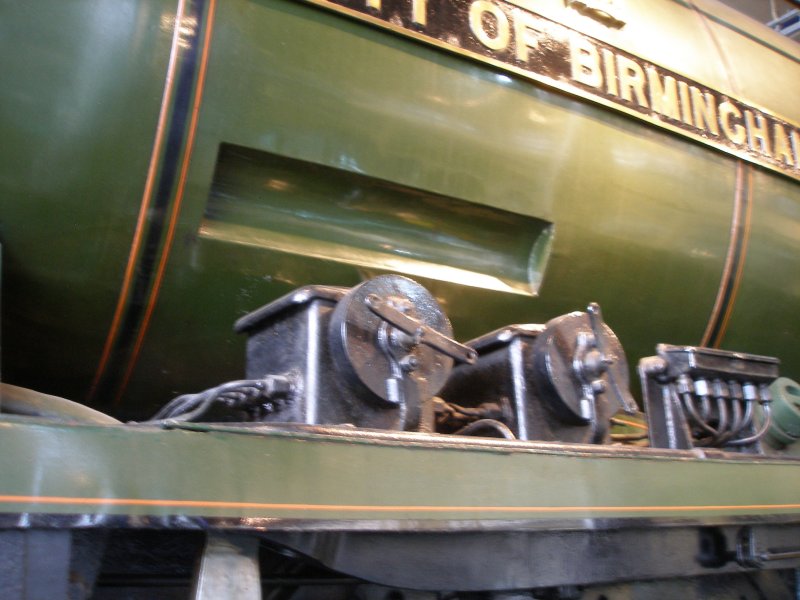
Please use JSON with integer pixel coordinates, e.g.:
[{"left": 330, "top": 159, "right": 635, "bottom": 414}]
[{"left": 201, "top": 144, "right": 553, "bottom": 296}]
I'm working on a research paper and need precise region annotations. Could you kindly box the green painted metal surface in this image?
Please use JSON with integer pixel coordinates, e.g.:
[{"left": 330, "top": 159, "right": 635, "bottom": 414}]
[
  {"left": 0, "top": 419, "right": 798, "bottom": 522},
  {"left": 0, "top": 1, "right": 173, "bottom": 407},
  {"left": 0, "top": 0, "right": 798, "bottom": 419}
]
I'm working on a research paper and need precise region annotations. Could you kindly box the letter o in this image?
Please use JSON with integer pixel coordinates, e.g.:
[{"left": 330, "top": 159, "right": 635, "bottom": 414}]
[{"left": 469, "top": 0, "right": 510, "bottom": 51}]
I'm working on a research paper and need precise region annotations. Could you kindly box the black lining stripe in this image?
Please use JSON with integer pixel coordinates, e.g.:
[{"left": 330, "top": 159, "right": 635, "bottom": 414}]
[
  {"left": 94, "top": 0, "right": 208, "bottom": 403},
  {"left": 701, "top": 161, "right": 751, "bottom": 348}
]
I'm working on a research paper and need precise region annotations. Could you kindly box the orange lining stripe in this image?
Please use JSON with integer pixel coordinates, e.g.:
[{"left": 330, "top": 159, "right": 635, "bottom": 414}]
[
  {"left": 712, "top": 164, "right": 754, "bottom": 347},
  {"left": 114, "top": 0, "right": 218, "bottom": 405},
  {"left": 700, "top": 160, "right": 745, "bottom": 347},
  {"left": 89, "top": 0, "right": 189, "bottom": 400},
  {"left": 1, "top": 495, "right": 799, "bottom": 513}
]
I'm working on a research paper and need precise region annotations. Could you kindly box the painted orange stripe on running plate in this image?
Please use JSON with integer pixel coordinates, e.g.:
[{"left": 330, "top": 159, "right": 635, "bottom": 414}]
[
  {"left": 612, "top": 418, "right": 648, "bottom": 431},
  {"left": 1, "top": 495, "right": 799, "bottom": 513},
  {"left": 114, "top": 0, "right": 218, "bottom": 405},
  {"left": 89, "top": 0, "right": 189, "bottom": 401}
]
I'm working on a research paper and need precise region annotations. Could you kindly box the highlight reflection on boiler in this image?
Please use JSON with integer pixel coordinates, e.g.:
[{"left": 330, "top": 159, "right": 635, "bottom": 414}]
[{"left": 201, "top": 144, "right": 554, "bottom": 296}]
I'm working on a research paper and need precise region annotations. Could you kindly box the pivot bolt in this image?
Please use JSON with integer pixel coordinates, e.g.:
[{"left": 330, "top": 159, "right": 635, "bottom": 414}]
[{"left": 399, "top": 355, "right": 420, "bottom": 372}]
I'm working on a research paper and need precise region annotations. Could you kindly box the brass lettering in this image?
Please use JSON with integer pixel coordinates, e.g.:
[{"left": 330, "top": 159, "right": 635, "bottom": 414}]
[
  {"left": 469, "top": 0, "right": 510, "bottom": 51},
  {"left": 690, "top": 87, "right": 719, "bottom": 136},
  {"left": 616, "top": 56, "right": 648, "bottom": 108},
  {"left": 411, "top": 0, "right": 427, "bottom": 26},
  {"left": 773, "top": 123, "right": 795, "bottom": 167},
  {"left": 513, "top": 9, "right": 542, "bottom": 62},
  {"left": 569, "top": 33, "right": 602, "bottom": 89},
  {"left": 321, "top": 0, "right": 800, "bottom": 180},
  {"left": 678, "top": 81, "right": 693, "bottom": 126},
  {"left": 718, "top": 102, "right": 745, "bottom": 145},
  {"left": 646, "top": 68, "right": 679, "bottom": 120},
  {"left": 745, "top": 110, "right": 771, "bottom": 156},
  {"left": 602, "top": 49, "right": 618, "bottom": 96}
]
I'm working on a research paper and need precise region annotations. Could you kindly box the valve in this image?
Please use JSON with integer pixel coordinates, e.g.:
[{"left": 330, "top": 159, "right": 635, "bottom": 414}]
[
  {"left": 440, "top": 303, "right": 634, "bottom": 444},
  {"left": 364, "top": 293, "right": 477, "bottom": 366},
  {"left": 533, "top": 304, "right": 635, "bottom": 439},
  {"left": 585, "top": 303, "right": 638, "bottom": 415},
  {"left": 329, "top": 275, "right": 461, "bottom": 428}
]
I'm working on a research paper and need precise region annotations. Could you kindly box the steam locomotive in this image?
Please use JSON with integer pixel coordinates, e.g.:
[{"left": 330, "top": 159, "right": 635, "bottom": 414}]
[{"left": 1, "top": 0, "right": 799, "bottom": 598}]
